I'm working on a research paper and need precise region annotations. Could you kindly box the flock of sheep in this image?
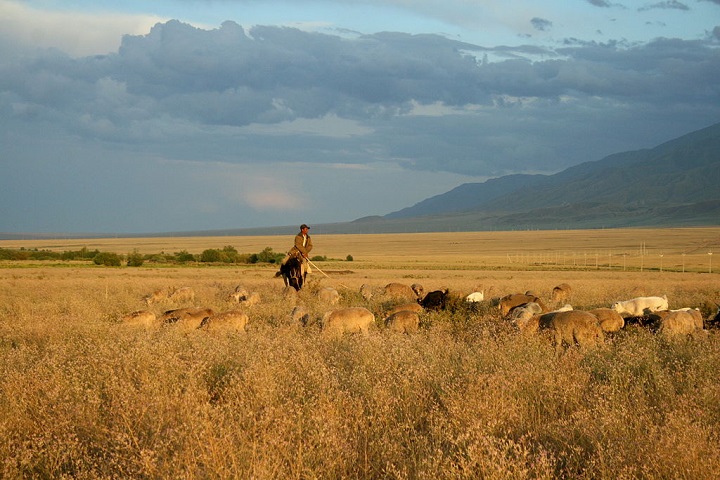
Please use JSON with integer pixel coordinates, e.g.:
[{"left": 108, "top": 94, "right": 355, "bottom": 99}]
[{"left": 121, "top": 280, "right": 720, "bottom": 353}]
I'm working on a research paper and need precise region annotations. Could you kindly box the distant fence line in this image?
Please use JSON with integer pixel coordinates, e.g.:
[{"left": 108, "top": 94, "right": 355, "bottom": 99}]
[{"left": 506, "top": 248, "right": 714, "bottom": 273}]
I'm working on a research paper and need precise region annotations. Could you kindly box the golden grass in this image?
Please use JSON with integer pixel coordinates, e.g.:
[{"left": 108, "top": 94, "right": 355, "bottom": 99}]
[{"left": 1, "top": 228, "right": 720, "bottom": 478}]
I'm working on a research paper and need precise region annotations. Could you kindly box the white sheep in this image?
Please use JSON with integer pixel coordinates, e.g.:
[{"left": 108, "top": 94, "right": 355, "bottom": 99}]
[
  {"left": 465, "top": 291, "right": 485, "bottom": 303},
  {"left": 611, "top": 295, "right": 668, "bottom": 317},
  {"left": 509, "top": 302, "right": 544, "bottom": 335}
]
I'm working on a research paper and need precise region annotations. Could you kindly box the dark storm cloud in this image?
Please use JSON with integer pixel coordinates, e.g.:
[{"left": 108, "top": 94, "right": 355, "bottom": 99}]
[
  {"left": 2, "top": 19, "right": 719, "bottom": 177},
  {"left": 531, "top": 18, "right": 553, "bottom": 32},
  {"left": 586, "top": 0, "right": 614, "bottom": 7},
  {"left": 639, "top": 1, "right": 690, "bottom": 11}
]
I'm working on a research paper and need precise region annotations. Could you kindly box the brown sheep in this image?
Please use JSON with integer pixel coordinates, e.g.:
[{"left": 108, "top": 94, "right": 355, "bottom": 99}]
[
  {"left": 551, "top": 283, "right": 572, "bottom": 304},
  {"left": 121, "top": 310, "right": 158, "bottom": 329},
  {"left": 384, "top": 310, "right": 420, "bottom": 334},
  {"left": 239, "top": 292, "right": 261, "bottom": 307},
  {"left": 359, "top": 284, "right": 375, "bottom": 301},
  {"left": 381, "top": 282, "right": 418, "bottom": 301},
  {"left": 386, "top": 302, "right": 424, "bottom": 316},
  {"left": 291, "top": 306, "right": 311, "bottom": 326},
  {"left": 547, "top": 310, "right": 604, "bottom": 354},
  {"left": 318, "top": 287, "right": 340, "bottom": 305},
  {"left": 499, "top": 293, "right": 547, "bottom": 317},
  {"left": 588, "top": 308, "right": 625, "bottom": 333},
  {"left": 411, "top": 283, "right": 425, "bottom": 299},
  {"left": 199, "top": 309, "right": 248, "bottom": 333},
  {"left": 226, "top": 285, "right": 249, "bottom": 302},
  {"left": 167, "top": 286, "right": 195, "bottom": 304},
  {"left": 321, "top": 307, "right": 375, "bottom": 337},
  {"left": 655, "top": 309, "right": 704, "bottom": 338},
  {"left": 161, "top": 307, "right": 214, "bottom": 330}
]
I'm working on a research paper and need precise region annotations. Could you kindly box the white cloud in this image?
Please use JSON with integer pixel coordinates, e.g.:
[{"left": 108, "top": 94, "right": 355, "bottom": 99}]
[{"left": 0, "top": 0, "right": 165, "bottom": 56}]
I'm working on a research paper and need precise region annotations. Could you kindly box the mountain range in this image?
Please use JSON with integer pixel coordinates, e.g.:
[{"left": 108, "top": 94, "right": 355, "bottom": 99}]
[{"left": 368, "top": 120, "right": 720, "bottom": 232}]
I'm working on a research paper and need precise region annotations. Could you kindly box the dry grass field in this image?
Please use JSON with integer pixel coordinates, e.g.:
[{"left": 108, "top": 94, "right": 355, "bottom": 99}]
[{"left": 1, "top": 228, "right": 720, "bottom": 478}]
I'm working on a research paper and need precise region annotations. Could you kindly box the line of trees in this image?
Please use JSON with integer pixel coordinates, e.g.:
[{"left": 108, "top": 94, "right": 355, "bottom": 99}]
[{"left": 0, "top": 246, "right": 335, "bottom": 267}]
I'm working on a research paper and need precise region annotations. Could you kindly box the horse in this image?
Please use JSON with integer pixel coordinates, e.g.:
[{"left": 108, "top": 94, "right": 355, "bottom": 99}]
[{"left": 278, "top": 256, "right": 305, "bottom": 291}]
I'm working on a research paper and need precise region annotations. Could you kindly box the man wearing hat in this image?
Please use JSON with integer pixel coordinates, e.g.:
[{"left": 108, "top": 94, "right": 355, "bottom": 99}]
[{"left": 281, "top": 224, "right": 313, "bottom": 275}]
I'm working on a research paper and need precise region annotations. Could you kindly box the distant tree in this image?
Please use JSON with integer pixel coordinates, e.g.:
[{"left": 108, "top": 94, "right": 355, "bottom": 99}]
[
  {"left": 93, "top": 252, "right": 121, "bottom": 266},
  {"left": 126, "top": 249, "right": 144, "bottom": 267},
  {"left": 174, "top": 250, "right": 196, "bottom": 263},
  {"left": 200, "top": 249, "right": 222, "bottom": 263},
  {"left": 346, "top": 254, "right": 354, "bottom": 261}
]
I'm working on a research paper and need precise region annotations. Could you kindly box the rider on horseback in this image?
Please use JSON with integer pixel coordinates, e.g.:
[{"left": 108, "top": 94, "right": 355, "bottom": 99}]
[{"left": 277, "top": 224, "right": 313, "bottom": 287}]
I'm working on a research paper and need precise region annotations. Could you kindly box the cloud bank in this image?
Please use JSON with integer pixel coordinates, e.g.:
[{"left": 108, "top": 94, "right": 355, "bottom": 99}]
[{"left": 1, "top": 4, "right": 719, "bottom": 233}]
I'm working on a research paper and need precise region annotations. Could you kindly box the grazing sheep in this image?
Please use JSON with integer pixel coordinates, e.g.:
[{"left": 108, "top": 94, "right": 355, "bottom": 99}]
[
  {"left": 291, "top": 306, "right": 311, "bottom": 326},
  {"left": 509, "top": 302, "right": 544, "bottom": 335},
  {"left": 143, "top": 288, "right": 168, "bottom": 306},
  {"left": 239, "top": 292, "right": 260, "bottom": 307},
  {"left": 318, "top": 287, "right": 340, "bottom": 305},
  {"left": 386, "top": 302, "right": 424, "bottom": 316},
  {"left": 655, "top": 309, "right": 704, "bottom": 338},
  {"left": 226, "top": 285, "right": 249, "bottom": 302},
  {"left": 321, "top": 307, "right": 375, "bottom": 337},
  {"left": 420, "top": 289, "right": 449, "bottom": 311},
  {"left": 384, "top": 310, "right": 420, "bottom": 334},
  {"left": 707, "top": 304, "right": 720, "bottom": 329},
  {"left": 144, "top": 286, "right": 195, "bottom": 306},
  {"left": 161, "top": 307, "right": 214, "bottom": 330},
  {"left": 465, "top": 291, "right": 485, "bottom": 303},
  {"left": 499, "top": 293, "right": 547, "bottom": 317},
  {"left": 168, "top": 286, "right": 195, "bottom": 304},
  {"left": 588, "top": 308, "right": 625, "bottom": 333},
  {"left": 199, "top": 309, "right": 248, "bottom": 333},
  {"left": 360, "top": 284, "right": 375, "bottom": 301},
  {"left": 611, "top": 295, "right": 668, "bottom": 317},
  {"left": 411, "top": 283, "right": 425, "bottom": 299},
  {"left": 121, "top": 310, "right": 158, "bottom": 328},
  {"left": 381, "top": 282, "right": 418, "bottom": 300},
  {"left": 547, "top": 310, "right": 604, "bottom": 354},
  {"left": 551, "top": 283, "right": 572, "bottom": 304}
]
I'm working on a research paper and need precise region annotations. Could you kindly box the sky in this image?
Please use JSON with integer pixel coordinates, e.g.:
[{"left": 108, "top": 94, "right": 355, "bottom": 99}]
[{"left": 1, "top": 0, "right": 719, "bottom": 234}]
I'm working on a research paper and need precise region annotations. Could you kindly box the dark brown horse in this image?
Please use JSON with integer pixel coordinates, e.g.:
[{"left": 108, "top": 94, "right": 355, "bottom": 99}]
[{"left": 279, "top": 256, "right": 305, "bottom": 291}]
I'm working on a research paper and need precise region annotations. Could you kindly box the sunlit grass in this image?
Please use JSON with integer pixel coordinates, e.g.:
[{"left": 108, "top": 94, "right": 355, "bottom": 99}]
[{"left": 1, "top": 231, "right": 720, "bottom": 478}]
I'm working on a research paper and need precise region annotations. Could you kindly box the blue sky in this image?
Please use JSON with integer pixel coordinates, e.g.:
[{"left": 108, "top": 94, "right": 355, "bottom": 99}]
[{"left": 1, "top": 0, "right": 719, "bottom": 234}]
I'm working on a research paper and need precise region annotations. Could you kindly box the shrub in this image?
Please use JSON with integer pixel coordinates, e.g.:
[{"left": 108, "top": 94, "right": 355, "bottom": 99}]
[
  {"left": 200, "top": 249, "right": 222, "bottom": 263},
  {"left": 174, "top": 250, "right": 196, "bottom": 263},
  {"left": 346, "top": 255, "right": 354, "bottom": 261},
  {"left": 126, "top": 249, "right": 144, "bottom": 267},
  {"left": 92, "top": 252, "right": 121, "bottom": 266}
]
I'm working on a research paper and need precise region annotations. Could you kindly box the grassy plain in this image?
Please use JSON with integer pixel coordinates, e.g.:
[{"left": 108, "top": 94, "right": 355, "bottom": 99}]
[{"left": 1, "top": 227, "right": 720, "bottom": 478}]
